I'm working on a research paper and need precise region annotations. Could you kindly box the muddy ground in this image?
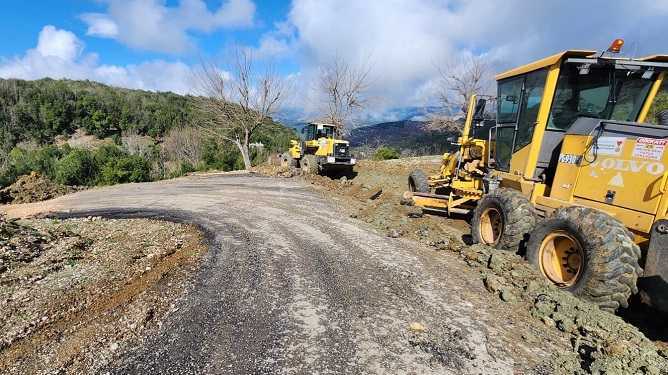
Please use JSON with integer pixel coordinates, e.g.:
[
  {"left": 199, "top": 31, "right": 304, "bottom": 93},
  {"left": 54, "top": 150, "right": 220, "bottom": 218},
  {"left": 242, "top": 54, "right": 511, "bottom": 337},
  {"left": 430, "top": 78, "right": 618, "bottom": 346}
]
[{"left": 1, "top": 157, "right": 667, "bottom": 374}]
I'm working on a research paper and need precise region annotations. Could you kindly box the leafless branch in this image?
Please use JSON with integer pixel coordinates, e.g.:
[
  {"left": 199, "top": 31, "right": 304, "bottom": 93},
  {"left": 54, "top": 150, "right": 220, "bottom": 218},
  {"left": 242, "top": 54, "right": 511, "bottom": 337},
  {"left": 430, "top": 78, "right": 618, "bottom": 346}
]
[
  {"left": 187, "top": 46, "right": 293, "bottom": 169},
  {"left": 427, "top": 53, "right": 495, "bottom": 131},
  {"left": 309, "top": 55, "right": 376, "bottom": 137}
]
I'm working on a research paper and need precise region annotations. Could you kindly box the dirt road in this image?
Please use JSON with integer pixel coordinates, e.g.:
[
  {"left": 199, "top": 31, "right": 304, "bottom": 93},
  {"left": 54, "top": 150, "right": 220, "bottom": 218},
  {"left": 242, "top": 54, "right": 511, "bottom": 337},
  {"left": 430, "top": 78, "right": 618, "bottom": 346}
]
[{"left": 0, "top": 172, "right": 575, "bottom": 374}]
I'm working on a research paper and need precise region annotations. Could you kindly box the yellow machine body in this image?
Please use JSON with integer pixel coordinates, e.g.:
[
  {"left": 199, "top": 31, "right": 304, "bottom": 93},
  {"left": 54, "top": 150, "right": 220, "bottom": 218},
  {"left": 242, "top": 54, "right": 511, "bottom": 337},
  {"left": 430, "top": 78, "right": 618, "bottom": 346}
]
[
  {"left": 282, "top": 122, "right": 356, "bottom": 174},
  {"left": 406, "top": 43, "right": 668, "bottom": 312},
  {"left": 410, "top": 49, "right": 668, "bottom": 242}
]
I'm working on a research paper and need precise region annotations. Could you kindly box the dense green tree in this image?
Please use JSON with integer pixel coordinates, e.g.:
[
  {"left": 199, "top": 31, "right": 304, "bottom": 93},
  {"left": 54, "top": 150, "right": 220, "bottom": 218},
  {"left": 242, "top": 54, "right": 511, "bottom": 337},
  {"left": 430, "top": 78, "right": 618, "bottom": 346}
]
[
  {"left": 373, "top": 147, "right": 401, "bottom": 160},
  {"left": 55, "top": 148, "right": 97, "bottom": 186},
  {"left": 0, "top": 77, "right": 300, "bottom": 188}
]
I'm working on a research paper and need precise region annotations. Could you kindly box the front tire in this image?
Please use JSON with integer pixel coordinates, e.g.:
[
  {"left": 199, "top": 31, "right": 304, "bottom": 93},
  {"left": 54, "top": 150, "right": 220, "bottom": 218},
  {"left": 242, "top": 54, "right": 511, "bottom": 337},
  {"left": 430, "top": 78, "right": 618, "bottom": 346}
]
[
  {"left": 526, "top": 206, "right": 642, "bottom": 312},
  {"left": 301, "top": 154, "right": 318, "bottom": 174},
  {"left": 408, "top": 169, "right": 430, "bottom": 193},
  {"left": 471, "top": 188, "right": 537, "bottom": 252}
]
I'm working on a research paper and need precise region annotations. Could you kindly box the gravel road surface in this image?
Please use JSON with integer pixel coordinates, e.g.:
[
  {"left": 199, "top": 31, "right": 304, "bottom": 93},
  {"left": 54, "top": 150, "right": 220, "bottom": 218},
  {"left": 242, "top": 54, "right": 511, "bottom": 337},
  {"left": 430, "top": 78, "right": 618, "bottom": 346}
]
[{"left": 1, "top": 173, "right": 568, "bottom": 374}]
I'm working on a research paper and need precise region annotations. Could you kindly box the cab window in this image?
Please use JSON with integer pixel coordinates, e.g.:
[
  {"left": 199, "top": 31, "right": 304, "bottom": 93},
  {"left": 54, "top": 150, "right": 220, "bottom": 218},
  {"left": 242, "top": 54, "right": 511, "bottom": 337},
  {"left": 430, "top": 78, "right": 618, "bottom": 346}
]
[
  {"left": 515, "top": 68, "right": 548, "bottom": 150},
  {"left": 497, "top": 77, "right": 523, "bottom": 123}
]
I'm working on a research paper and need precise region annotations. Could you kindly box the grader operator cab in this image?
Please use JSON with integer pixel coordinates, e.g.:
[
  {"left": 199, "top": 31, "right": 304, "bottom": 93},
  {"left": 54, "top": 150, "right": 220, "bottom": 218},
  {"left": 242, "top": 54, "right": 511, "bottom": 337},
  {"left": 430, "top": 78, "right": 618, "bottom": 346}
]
[
  {"left": 405, "top": 40, "right": 668, "bottom": 313},
  {"left": 280, "top": 122, "right": 356, "bottom": 176}
]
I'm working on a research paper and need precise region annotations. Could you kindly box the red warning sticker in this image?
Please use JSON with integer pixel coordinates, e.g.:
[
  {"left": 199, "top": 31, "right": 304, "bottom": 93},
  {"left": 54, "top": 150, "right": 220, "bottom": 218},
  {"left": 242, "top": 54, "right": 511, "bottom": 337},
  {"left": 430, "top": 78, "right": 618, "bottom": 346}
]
[{"left": 632, "top": 137, "right": 666, "bottom": 160}]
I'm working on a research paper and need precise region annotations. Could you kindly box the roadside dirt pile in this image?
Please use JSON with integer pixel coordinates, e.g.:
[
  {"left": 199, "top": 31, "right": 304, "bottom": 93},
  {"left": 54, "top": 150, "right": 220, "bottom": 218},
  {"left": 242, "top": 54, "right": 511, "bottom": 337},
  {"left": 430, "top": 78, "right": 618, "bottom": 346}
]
[
  {"left": 0, "top": 173, "right": 82, "bottom": 204},
  {"left": 0, "top": 215, "right": 206, "bottom": 374},
  {"left": 461, "top": 244, "right": 667, "bottom": 374}
]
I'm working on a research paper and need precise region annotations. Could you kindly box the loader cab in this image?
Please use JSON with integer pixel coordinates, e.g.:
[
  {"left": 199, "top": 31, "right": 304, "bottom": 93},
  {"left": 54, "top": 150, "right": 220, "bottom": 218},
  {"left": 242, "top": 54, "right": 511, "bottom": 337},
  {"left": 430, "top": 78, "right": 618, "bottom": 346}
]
[{"left": 303, "top": 123, "right": 335, "bottom": 141}]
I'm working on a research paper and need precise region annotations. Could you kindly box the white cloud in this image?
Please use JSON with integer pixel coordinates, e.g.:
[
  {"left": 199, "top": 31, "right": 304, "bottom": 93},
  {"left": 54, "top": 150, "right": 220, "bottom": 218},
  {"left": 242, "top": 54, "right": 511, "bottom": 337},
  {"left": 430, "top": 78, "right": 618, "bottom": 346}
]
[
  {"left": 177, "top": 0, "right": 256, "bottom": 31},
  {"left": 5, "top": 0, "right": 668, "bottom": 126},
  {"left": 80, "top": 13, "right": 118, "bottom": 38},
  {"left": 126, "top": 60, "right": 190, "bottom": 93},
  {"left": 81, "top": 0, "right": 256, "bottom": 54},
  {"left": 256, "top": 21, "right": 298, "bottom": 59},
  {"left": 273, "top": 0, "right": 668, "bottom": 121},
  {"left": 35, "top": 25, "right": 84, "bottom": 61},
  {"left": 0, "top": 25, "right": 190, "bottom": 95}
]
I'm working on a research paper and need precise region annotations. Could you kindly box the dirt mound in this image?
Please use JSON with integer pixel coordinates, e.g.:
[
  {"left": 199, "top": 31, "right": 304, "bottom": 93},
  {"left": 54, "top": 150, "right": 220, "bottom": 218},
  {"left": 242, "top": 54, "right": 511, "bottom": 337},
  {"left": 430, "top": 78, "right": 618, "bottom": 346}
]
[
  {"left": 0, "top": 215, "right": 206, "bottom": 374},
  {"left": 0, "top": 173, "right": 81, "bottom": 205},
  {"left": 461, "top": 244, "right": 667, "bottom": 374}
]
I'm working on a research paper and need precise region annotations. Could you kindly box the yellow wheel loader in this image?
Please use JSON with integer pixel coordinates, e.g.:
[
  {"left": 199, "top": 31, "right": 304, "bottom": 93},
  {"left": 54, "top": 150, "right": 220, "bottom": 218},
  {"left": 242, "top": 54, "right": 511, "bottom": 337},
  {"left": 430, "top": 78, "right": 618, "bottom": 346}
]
[
  {"left": 280, "top": 122, "right": 356, "bottom": 176},
  {"left": 405, "top": 39, "right": 668, "bottom": 313}
]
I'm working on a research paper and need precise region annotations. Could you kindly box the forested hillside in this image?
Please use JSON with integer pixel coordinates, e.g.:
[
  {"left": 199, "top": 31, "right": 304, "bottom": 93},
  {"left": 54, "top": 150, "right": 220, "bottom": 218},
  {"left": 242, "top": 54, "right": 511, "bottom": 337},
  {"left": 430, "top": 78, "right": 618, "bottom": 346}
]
[
  {"left": 0, "top": 78, "right": 297, "bottom": 188},
  {"left": 348, "top": 120, "right": 459, "bottom": 157}
]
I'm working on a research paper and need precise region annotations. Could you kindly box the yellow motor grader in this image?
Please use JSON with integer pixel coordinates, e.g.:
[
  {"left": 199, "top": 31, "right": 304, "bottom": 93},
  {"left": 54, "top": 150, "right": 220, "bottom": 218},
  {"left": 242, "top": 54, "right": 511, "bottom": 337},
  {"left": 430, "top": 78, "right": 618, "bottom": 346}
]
[
  {"left": 405, "top": 40, "right": 668, "bottom": 313},
  {"left": 280, "top": 122, "right": 356, "bottom": 176}
]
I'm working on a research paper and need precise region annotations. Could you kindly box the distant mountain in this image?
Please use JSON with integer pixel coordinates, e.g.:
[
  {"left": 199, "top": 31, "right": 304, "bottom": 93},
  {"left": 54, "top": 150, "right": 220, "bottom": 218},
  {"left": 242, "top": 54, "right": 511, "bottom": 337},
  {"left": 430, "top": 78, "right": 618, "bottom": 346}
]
[
  {"left": 274, "top": 105, "right": 444, "bottom": 129},
  {"left": 273, "top": 108, "right": 310, "bottom": 128},
  {"left": 348, "top": 120, "right": 430, "bottom": 147},
  {"left": 274, "top": 106, "right": 461, "bottom": 156},
  {"left": 348, "top": 119, "right": 459, "bottom": 156},
  {"left": 355, "top": 106, "right": 443, "bottom": 124}
]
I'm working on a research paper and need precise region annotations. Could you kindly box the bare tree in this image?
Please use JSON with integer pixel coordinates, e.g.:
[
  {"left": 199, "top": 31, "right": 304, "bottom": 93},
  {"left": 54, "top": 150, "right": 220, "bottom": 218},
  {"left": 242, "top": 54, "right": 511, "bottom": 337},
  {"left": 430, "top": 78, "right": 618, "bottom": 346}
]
[
  {"left": 188, "top": 46, "right": 292, "bottom": 170},
  {"left": 310, "top": 55, "right": 376, "bottom": 137},
  {"left": 428, "top": 53, "right": 495, "bottom": 130},
  {"left": 162, "top": 127, "right": 204, "bottom": 168},
  {"left": 121, "top": 129, "right": 151, "bottom": 157}
]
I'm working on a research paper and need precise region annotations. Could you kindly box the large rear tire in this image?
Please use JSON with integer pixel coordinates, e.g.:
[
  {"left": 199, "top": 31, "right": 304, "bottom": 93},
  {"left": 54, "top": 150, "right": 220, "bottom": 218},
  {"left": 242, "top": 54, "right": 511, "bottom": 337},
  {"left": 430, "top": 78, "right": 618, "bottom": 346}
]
[
  {"left": 301, "top": 154, "right": 318, "bottom": 174},
  {"left": 280, "top": 153, "right": 293, "bottom": 167},
  {"left": 471, "top": 188, "right": 537, "bottom": 252},
  {"left": 408, "top": 169, "right": 430, "bottom": 193},
  {"left": 526, "top": 206, "right": 642, "bottom": 312}
]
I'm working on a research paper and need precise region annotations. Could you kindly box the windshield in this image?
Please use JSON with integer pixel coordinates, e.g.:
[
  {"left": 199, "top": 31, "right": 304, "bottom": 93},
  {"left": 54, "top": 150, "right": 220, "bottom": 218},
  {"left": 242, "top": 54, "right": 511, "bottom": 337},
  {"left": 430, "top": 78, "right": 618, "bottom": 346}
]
[
  {"left": 315, "top": 125, "right": 334, "bottom": 138},
  {"left": 307, "top": 124, "right": 335, "bottom": 140},
  {"left": 546, "top": 63, "right": 656, "bottom": 130}
]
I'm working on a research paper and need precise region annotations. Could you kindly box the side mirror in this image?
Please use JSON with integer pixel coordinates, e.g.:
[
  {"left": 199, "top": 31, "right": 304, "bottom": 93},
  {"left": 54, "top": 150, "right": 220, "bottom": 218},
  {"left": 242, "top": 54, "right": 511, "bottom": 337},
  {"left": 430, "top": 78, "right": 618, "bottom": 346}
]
[{"left": 301, "top": 127, "right": 305, "bottom": 134}]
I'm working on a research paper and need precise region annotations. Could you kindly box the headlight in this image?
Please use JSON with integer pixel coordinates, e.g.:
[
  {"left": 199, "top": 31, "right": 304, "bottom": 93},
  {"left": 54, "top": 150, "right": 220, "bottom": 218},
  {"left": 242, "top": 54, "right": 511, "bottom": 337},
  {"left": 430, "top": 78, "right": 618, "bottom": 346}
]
[
  {"left": 350, "top": 158, "right": 356, "bottom": 165},
  {"left": 327, "top": 156, "right": 336, "bottom": 163}
]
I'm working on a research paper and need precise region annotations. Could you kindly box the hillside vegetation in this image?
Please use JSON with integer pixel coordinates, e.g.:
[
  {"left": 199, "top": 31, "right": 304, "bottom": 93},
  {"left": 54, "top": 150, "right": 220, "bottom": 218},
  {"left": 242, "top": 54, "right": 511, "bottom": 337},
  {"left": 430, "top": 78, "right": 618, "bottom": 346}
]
[{"left": 0, "top": 78, "right": 297, "bottom": 188}]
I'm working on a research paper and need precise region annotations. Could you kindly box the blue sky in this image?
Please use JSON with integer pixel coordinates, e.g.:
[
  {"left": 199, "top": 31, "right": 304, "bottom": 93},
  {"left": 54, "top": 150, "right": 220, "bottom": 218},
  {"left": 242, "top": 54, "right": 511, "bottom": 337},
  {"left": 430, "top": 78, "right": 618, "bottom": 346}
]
[{"left": 2, "top": 0, "right": 668, "bottom": 124}]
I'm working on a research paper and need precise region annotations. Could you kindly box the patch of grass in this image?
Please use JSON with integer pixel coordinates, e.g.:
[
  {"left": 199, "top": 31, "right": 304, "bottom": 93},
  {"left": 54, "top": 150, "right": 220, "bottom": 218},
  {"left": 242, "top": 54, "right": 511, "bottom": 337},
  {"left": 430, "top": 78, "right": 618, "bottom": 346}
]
[
  {"left": 64, "top": 223, "right": 79, "bottom": 231},
  {"left": 2, "top": 287, "right": 15, "bottom": 298}
]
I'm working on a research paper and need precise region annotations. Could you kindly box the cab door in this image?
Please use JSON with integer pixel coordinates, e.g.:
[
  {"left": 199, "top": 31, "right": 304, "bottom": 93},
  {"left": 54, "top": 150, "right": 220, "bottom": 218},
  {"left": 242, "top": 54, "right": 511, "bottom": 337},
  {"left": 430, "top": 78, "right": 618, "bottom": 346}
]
[{"left": 494, "top": 69, "right": 548, "bottom": 173}]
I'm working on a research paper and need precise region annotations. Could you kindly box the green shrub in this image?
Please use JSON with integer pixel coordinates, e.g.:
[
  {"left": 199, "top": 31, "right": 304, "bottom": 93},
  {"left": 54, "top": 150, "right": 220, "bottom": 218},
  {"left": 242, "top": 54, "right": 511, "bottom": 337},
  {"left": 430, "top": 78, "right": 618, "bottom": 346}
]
[
  {"left": 55, "top": 148, "right": 96, "bottom": 186},
  {"left": 0, "top": 145, "right": 63, "bottom": 186},
  {"left": 99, "top": 154, "right": 150, "bottom": 185},
  {"left": 374, "top": 147, "right": 401, "bottom": 161}
]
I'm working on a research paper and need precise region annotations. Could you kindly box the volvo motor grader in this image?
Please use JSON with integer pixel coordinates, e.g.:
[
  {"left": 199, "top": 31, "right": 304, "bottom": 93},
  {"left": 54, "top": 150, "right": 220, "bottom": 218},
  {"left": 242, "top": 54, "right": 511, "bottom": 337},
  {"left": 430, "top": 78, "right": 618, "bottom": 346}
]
[
  {"left": 405, "top": 40, "right": 668, "bottom": 313},
  {"left": 280, "top": 122, "right": 356, "bottom": 175}
]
